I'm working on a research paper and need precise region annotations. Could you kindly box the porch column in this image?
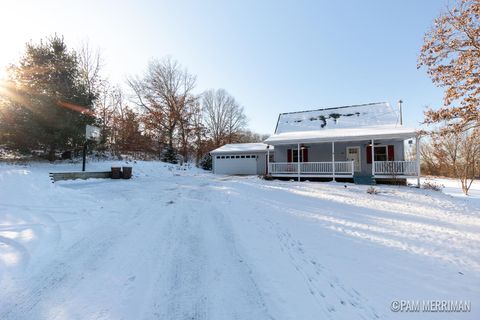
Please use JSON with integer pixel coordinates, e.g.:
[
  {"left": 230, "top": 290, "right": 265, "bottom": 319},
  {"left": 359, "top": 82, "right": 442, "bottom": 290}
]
[
  {"left": 332, "top": 141, "right": 335, "bottom": 182},
  {"left": 266, "top": 145, "right": 270, "bottom": 175},
  {"left": 416, "top": 136, "right": 421, "bottom": 187},
  {"left": 371, "top": 139, "right": 375, "bottom": 176},
  {"left": 297, "top": 143, "right": 301, "bottom": 182}
]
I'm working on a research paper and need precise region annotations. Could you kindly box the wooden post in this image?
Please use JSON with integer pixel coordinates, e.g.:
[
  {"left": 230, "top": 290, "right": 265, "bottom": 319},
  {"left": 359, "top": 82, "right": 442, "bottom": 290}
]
[
  {"left": 416, "top": 136, "right": 421, "bottom": 187},
  {"left": 332, "top": 141, "right": 335, "bottom": 182},
  {"left": 371, "top": 139, "right": 375, "bottom": 176},
  {"left": 297, "top": 143, "right": 301, "bottom": 181}
]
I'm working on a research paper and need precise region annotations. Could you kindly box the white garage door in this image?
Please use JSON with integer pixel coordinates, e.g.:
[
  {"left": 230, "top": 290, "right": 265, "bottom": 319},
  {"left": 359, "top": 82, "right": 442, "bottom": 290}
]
[{"left": 214, "top": 155, "right": 258, "bottom": 175}]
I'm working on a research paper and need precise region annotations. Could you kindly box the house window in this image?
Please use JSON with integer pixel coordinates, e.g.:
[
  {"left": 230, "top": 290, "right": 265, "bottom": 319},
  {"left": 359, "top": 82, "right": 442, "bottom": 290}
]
[
  {"left": 246, "top": 155, "right": 250, "bottom": 158},
  {"left": 226, "top": 156, "right": 230, "bottom": 159},
  {"left": 216, "top": 156, "right": 220, "bottom": 159},
  {"left": 287, "top": 149, "right": 308, "bottom": 162},
  {"left": 292, "top": 150, "right": 299, "bottom": 162},
  {"left": 374, "top": 146, "right": 387, "bottom": 161},
  {"left": 221, "top": 156, "right": 225, "bottom": 159},
  {"left": 241, "top": 155, "right": 245, "bottom": 158}
]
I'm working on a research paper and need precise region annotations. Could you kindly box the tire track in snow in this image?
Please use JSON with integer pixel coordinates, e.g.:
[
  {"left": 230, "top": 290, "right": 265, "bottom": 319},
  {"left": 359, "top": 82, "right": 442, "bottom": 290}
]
[{"left": 146, "top": 183, "right": 272, "bottom": 320}]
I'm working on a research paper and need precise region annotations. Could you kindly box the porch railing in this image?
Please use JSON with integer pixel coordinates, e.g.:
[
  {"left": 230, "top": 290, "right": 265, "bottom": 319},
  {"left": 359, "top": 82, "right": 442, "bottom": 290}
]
[
  {"left": 269, "top": 161, "right": 418, "bottom": 176},
  {"left": 374, "top": 161, "right": 417, "bottom": 175},
  {"left": 270, "top": 161, "right": 354, "bottom": 176}
]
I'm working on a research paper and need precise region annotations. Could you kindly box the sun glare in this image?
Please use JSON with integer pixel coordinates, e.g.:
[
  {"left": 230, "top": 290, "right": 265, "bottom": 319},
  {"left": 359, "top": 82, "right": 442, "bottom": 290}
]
[
  {"left": 0, "top": 77, "right": 6, "bottom": 95},
  {"left": 0, "top": 67, "right": 5, "bottom": 82}
]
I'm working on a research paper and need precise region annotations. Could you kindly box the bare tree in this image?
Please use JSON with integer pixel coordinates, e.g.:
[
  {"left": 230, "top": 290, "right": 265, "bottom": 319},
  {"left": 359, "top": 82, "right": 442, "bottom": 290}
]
[
  {"left": 235, "top": 129, "right": 269, "bottom": 143},
  {"left": 128, "top": 58, "right": 196, "bottom": 151},
  {"left": 420, "top": 140, "right": 441, "bottom": 176},
  {"left": 190, "top": 100, "right": 209, "bottom": 165},
  {"left": 202, "top": 89, "right": 247, "bottom": 147},
  {"left": 454, "top": 130, "right": 480, "bottom": 194},
  {"left": 77, "top": 41, "right": 104, "bottom": 101},
  {"left": 177, "top": 98, "right": 201, "bottom": 161},
  {"left": 418, "top": 0, "right": 480, "bottom": 133},
  {"left": 425, "top": 129, "right": 480, "bottom": 195}
]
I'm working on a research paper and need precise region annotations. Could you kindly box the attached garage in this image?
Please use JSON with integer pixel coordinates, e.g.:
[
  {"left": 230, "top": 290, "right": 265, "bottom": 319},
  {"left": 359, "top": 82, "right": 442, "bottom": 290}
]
[{"left": 211, "top": 143, "right": 273, "bottom": 175}]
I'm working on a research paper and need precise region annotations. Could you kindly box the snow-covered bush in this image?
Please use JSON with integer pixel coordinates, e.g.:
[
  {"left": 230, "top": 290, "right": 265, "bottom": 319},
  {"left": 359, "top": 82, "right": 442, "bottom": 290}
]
[
  {"left": 422, "top": 180, "right": 444, "bottom": 191},
  {"left": 366, "top": 186, "right": 379, "bottom": 194}
]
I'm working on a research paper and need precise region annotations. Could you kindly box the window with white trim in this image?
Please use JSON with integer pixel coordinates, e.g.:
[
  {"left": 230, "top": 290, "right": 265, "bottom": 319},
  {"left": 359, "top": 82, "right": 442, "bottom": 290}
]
[{"left": 374, "top": 146, "right": 387, "bottom": 161}]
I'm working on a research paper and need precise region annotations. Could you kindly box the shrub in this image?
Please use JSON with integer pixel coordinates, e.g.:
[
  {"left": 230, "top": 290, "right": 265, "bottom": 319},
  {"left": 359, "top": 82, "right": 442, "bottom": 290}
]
[
  {"left": 161, "top": 146, "right": 178, "bottom": 164},
  {"left": 366, "top": 186, "right": 380, "bottom": 194},
  {"left": 199, "top": 153, "right": 212, "bottom": 171},
  {"left": 260, "top": 174, "right": 274, "bottom": 181},
  {"left": 422, "top": 180, "right": 444, "bottom": 191}
]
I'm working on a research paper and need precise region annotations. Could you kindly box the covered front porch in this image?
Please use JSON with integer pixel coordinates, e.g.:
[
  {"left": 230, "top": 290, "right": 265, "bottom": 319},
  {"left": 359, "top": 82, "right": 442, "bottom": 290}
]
[{"left": 266, "top": 137, "right": 420, "bottom": 184}]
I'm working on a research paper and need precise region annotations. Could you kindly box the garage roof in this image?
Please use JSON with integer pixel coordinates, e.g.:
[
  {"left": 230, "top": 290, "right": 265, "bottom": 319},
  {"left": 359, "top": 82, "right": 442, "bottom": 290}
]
[
  {"left": 210, "top": 143, "right": 273, "bottom": 154},
  {"left": 264, "top": 125, "right": 417, "bottom": 145}
]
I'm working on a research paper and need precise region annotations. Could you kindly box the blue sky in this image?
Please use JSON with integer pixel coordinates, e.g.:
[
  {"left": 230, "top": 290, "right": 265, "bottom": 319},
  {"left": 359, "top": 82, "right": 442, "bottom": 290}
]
[{"left": 0, "top": 0, "right": 448, "bottom": 134}]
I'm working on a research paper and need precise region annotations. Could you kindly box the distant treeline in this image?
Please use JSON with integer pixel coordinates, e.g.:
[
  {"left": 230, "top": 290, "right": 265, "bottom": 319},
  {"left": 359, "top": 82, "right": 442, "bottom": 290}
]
[{"left": 0, "top": 35, "right": 268, "bottom": 164}]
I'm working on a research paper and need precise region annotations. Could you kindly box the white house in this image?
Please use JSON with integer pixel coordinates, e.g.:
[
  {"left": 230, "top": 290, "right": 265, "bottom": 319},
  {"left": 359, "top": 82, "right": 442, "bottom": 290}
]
[
  {"left": 211, "top": 102, "right": 420, "bottom": 185},
  {"left": 264, "top": 102, "right": 420, "bottom": 185},
  {"left": 210, "top": 143, "right": 272, "bottom": 175}
]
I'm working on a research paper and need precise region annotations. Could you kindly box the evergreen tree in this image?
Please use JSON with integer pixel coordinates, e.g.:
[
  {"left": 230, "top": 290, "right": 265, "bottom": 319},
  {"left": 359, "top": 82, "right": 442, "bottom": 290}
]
[
  {"left": 161, "top": 146, "right": 178, "bottom": 164},
  {"left": 1, "top": 35, "right": 94, "bottom": 159},
  {"left": 199, "top": 153, "right": 212, "bottom": 171}
]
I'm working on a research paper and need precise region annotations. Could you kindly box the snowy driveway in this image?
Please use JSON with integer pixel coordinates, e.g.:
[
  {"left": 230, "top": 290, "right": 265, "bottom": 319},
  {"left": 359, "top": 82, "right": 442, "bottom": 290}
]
[{"left": 0, "top": 162, "right": 479, "bottom": 319}]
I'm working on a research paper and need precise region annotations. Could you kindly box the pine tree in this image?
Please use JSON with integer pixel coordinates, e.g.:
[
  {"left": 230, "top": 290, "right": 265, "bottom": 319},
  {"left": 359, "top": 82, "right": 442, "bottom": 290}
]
[
  {"left": 1, "top": 35, "right": 95, "bottom": 159},
  {"left": 199, "top": 153, "right": 212, "bottom": 171},
  {"left": 161, "top": 146, "right": 178, "bottom": 164}
]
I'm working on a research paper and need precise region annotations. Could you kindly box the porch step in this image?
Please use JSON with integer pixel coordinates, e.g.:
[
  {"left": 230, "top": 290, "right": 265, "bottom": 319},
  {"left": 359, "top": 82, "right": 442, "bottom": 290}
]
[{"left": 353, "top": 174, "right": 376, "bottom": 185}]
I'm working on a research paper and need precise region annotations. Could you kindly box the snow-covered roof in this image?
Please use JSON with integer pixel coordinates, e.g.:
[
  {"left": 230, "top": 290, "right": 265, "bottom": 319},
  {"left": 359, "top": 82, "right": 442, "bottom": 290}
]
[
  {"left": 275, "top": 102, "right": 399, "bottom": 134},
  {"left": 210, "top": 143, "right": 273, "bottom": 154},
  {"left": 264, "top": 125, "right": 417, "bottom": 145}
]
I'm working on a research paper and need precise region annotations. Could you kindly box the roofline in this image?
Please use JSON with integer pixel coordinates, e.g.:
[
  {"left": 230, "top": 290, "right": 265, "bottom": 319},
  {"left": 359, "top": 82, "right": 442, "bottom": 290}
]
[
  {"left": 274, "top": 113, "right": 281, "bottom": 134},
  {"left": 210, "top": 143, "right": 273, "bottom": 154},
  {"left": 277, "top": 102, "right": 389, "bottom": 117},
  {"left": 210, "top": 149, "right": 270, "bottom": 155},
  {"left": 265, "top": 131, "right": 417, "bottom": 146},
  {"left": 273, "top": 102, "right": 389, "bottom": 134}
]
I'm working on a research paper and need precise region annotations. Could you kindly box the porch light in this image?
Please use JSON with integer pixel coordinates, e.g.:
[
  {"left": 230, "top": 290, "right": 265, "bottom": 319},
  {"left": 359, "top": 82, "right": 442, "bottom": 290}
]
[{"left": 365, "top": 142, "right": 380, "bottom": 147}]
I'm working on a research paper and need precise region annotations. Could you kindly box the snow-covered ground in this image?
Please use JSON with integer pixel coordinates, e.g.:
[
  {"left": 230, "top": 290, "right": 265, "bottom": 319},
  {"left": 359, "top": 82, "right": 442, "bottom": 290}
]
[{"left": 0, "top": 160, "right": 478, "bottom": 320}]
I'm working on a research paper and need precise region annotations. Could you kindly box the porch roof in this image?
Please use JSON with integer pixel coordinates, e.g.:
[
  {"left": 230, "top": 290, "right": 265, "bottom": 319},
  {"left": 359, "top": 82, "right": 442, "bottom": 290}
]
[{"left": 264, "top": 125, "right": 417, "bottom": 145}]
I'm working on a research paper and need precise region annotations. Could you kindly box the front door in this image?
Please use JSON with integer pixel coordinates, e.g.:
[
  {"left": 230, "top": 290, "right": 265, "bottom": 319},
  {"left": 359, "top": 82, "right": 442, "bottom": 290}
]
[{"left": 346, "top": 146, "right": 361, "bottom": 172}]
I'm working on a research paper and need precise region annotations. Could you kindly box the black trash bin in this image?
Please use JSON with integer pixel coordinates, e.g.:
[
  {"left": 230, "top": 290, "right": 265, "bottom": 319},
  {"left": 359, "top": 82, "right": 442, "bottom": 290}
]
[
  {"left": 111, "top": 167, "right": 121, "bottom": 179},
  {"left": 122, "top": 166, "right": 132, "bottom": 179}
]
